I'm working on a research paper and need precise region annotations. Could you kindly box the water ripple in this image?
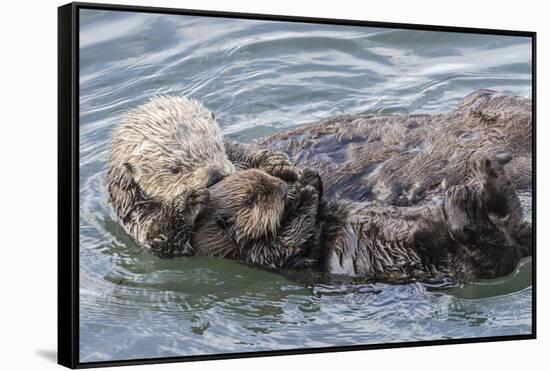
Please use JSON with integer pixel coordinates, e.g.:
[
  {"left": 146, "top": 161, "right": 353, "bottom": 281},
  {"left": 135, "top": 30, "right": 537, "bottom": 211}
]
[{"left": 78, "top": 9, "right": 533, "bottom": 362}]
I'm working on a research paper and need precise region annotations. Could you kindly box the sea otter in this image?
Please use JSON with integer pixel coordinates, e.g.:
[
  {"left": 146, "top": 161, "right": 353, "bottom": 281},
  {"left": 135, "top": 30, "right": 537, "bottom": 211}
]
[
  {"left": 108, "top": 95, "right": 298, "bottom": 257},
  {"left": 191, "top": 169, "right": 321, "bottom": 269},
  {"left": 192, "top": 151, "right": 531, "bottom": 281},
  {"left": 256, "top": 89, "right": 533, "bottom": 206}
]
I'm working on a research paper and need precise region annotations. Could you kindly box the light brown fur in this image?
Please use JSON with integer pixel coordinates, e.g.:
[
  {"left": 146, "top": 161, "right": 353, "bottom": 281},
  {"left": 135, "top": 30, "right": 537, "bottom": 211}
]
[
  {"left": 108, "top": 96, "right": 234, "bottom": 255},
  {"left": 108, "top": 96, "right": 300, "bottom": 256}
]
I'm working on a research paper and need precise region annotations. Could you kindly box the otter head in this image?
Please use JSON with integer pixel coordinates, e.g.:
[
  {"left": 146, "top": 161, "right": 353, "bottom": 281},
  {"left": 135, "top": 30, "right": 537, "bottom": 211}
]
[
  {"left": 207, "top": 169, "right": 288, "bottom": 243},
  {"left": 110, "top": 96, "right": 235, "bottom": 201}
]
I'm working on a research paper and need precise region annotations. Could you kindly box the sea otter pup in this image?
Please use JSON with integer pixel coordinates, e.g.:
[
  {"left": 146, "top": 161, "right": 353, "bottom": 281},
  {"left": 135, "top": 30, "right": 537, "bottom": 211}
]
[
  {"left": 108, "top": 95, "right": 297, "bottom": 257},
  {"left": 192, "top": 152, "right": 531, "bottom": 281},
  {"left": 191, "top": 169, "right": 321, "bottom": 269}
]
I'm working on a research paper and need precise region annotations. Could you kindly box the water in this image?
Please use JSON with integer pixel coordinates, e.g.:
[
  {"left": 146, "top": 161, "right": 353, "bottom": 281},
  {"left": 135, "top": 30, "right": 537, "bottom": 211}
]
[{"left": 78, "top": 9, "right": 533, "bottom": 363}]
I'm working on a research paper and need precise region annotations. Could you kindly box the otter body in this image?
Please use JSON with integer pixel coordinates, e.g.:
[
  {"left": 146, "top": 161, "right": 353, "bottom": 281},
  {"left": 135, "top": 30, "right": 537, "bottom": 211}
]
[
  {"left": 108, "top": 96, "right": 298, "bottom": 256},
  {"left": 192, "top": 154, "right": 530, "bottom": 281},
  {"left": 257, "top": 89, "right": 533, "bottom": 206},
  {"left": 319, "top": 151, "right": 531, "bottom": 280},
  {"left": 319, "top": 187, "right": 525, "bottom": 280},
  {"left": 109, "top": 90, "right": 532, "bottom": 280}
]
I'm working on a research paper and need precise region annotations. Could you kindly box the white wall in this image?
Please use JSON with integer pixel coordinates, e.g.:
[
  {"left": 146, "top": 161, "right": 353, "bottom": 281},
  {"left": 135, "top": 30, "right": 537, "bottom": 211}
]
[{"left": 0, "top": 0, "right": 546, "bottom": 369}]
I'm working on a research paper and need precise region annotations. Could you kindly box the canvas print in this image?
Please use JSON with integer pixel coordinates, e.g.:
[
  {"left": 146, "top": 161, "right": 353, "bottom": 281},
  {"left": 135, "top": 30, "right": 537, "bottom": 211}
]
[{"left": 77, "top": 7, "right": 533, "bottom": 363}]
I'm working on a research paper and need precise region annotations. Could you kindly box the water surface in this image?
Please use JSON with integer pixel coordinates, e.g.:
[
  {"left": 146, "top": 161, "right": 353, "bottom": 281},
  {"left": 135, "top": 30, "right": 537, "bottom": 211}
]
[{"left": 79, "top": 9, "right": 533, "bottom": 362}]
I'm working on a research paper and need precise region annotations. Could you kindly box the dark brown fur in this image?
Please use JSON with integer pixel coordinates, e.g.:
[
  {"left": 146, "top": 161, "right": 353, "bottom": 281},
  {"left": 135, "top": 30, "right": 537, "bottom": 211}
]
[
  {"left": 256, "top": 89, "right": 533, "bottom": 205},
  {"left": 192, "top": 153, "right": 530, "bottom": 281},
  {"left": 192, "top": 169, "right": 321, "bottom": 269},
  {"left": 317, "top": 153, "right": 529, "bottom": 280}
]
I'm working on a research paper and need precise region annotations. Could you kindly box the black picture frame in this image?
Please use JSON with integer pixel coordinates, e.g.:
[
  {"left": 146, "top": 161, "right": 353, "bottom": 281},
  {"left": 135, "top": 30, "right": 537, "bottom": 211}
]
[{"left": 58, "top": 2, "right": 537, "bottom": 369}]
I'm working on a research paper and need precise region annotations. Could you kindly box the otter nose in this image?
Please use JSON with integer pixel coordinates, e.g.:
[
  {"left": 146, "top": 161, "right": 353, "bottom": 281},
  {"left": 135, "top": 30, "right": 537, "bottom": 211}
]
[{"left": 206, "top": 170, "right": 225, "bottom": 187}]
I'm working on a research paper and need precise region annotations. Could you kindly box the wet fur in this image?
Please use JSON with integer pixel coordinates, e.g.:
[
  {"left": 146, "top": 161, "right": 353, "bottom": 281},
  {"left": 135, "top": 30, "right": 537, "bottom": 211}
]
[
  {"left": 318, "top": 153, "right": 529, "bottom": 280},
  {"left": 108, "top": 96, "right": 298, "bottom": 256},
  {"left": 192, "top": 169, "right": 320, "bottom": 270},
  {"left": 109, "top": 89, "right": 532, "bottom": 280},
  {"left": 192, "top": 153, "right": 530, "bottom": 281},
  {"left": 256, "top": 89, "right": 533, "bottom": 205}
]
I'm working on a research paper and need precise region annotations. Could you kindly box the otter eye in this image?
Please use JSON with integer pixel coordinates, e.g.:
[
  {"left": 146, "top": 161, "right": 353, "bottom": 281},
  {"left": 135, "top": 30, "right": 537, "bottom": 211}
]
[
  {"left": 216, "top": 215, "right": 230, "bottom": 229},
  {"left": 170, "top": 164, "right": 181, "bottom": 174},
  {"left": 245, "top": 193, "right": 255, "bottom": 205},
  {"left": 124, "top": 162, "right": 134, "bottom": 173}
]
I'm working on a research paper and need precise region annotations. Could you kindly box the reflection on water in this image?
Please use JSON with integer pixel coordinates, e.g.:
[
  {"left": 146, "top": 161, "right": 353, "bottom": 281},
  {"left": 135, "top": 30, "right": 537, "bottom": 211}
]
[{"left": 78, "top": 9, "right": 533, "bottom": 362}]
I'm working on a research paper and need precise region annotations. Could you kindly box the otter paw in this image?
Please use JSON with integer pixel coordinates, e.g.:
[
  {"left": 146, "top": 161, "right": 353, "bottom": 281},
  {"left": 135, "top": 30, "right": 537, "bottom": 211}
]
[
  {"left": 259, "top": 152, "right": 298, "bottom": 182},
  {"left": 150, "top": 236, "right": 173, "bottom": 257},
  {"left": 173, "top": 188, "right": 210, "bottom": 220},
  {"left": 296, "top": 184, "right": 320, "bottom": 210},
  {"left": 444, "top": 185, "right": 488, "bottom": 244},
  {"left": 471, "top": 155, "right": 498, "bottom": 183},
  {"left": 297, "top": 168, "right": 323, "bottom": 197},
  {"left": 471, "top": 148, "right": 511, "bottom": 182},
  {"left": 172, "top": 239, "right": 195, "bottom": 257}
]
